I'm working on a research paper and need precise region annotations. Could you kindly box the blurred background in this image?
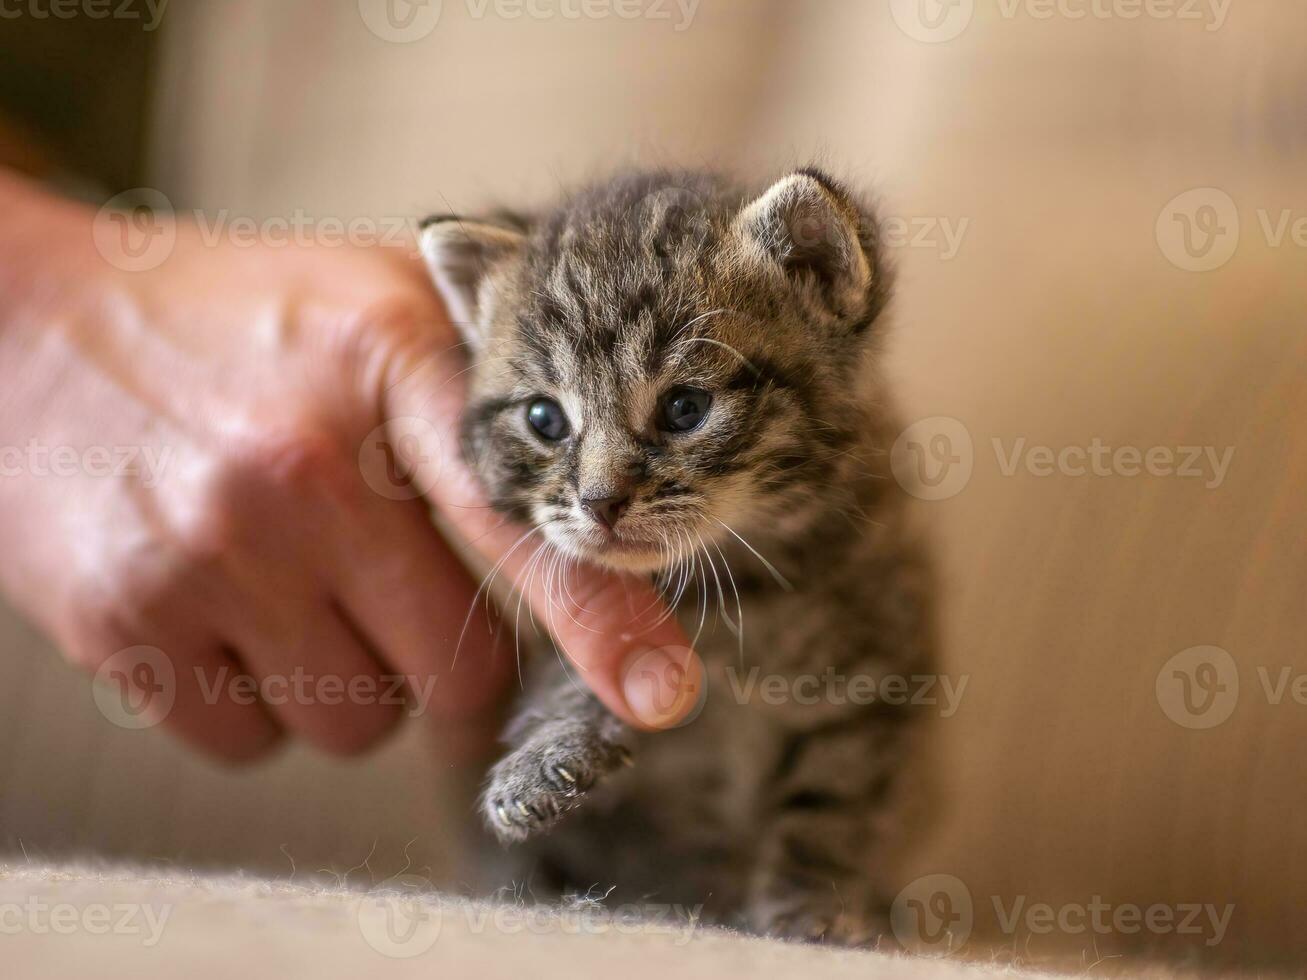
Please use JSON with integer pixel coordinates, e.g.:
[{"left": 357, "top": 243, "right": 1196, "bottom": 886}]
[{"left": 1, "top": 0, "right": 1305, "bottom": 972}]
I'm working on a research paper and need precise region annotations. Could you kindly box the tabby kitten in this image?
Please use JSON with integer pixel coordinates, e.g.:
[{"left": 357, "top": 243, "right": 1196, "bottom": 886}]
[{"left": 419, "top": 169, "right": 934, "bottom": 944}]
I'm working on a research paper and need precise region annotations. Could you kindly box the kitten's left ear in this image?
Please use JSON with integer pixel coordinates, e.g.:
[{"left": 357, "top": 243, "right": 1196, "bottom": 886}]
[
  {"left": 418, "top": 216, "right": 526, "bottom": 346},
  {"left": 733, "top": 169, "right": 878, "bottom": 319}
]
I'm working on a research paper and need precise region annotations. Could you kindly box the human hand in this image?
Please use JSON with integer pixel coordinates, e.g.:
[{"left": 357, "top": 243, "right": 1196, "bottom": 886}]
[{"left": 0, "top": 172, "right": 701, "bottom": 761}]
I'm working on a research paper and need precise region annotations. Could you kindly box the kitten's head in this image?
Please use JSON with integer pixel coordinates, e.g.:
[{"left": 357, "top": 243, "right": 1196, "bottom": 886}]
[{"left": 420, "top": 169, "right": 891, "bottom": 573}]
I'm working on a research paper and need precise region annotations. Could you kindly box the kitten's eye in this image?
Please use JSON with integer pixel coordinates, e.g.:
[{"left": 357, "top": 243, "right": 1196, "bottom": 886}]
[
  {"left": 659, "top": 387, "right": 713, "bottom": 433},
  {"left": 526, "top": 397, "right": 570, "bottom": 442}
]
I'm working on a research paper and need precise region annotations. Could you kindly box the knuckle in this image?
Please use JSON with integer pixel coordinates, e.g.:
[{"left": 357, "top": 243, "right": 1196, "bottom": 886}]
[
  {"left": 170, "top": 493, "right": 239, "bottom": 565},
  {"left": 179, "top": 423, "right": 354, "bottom": 554},
  {"left": 232, "top": 424, "right": 346, "bottom": 494}
]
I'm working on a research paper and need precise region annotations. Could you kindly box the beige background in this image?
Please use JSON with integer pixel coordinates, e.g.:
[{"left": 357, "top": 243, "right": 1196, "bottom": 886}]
[{"left": 1, "top": 0, "right": 1305, "bottom": 972}]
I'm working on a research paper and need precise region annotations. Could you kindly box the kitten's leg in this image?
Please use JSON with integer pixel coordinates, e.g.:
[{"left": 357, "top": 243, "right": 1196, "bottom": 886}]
[
  {"left": 482, "top": 670, "right": 632, "bottom": 844},
  {"left": 746, "top": 709, "right": 909, "bottom": 946}
]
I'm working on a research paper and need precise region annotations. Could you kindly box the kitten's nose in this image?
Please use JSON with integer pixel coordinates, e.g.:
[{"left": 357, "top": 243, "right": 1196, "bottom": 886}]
[{"left": 580, "top": 493, "right": 631, "bottom": 531}]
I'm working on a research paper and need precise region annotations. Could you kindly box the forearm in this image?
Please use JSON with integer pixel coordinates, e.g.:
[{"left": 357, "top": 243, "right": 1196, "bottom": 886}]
[{"left": 0, "top": 171, "right": 95, "bottom": 419}]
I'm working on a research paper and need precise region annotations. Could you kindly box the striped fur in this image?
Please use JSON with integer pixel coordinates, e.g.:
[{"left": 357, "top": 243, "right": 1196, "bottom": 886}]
[{"left": 421, "top": 170, "right": 934, "bottom": 944}]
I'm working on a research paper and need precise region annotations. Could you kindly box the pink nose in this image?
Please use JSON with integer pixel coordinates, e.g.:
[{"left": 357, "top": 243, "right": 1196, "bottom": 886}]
[{"left": 580, "top": 494, "right": 631, "bottom": 530}]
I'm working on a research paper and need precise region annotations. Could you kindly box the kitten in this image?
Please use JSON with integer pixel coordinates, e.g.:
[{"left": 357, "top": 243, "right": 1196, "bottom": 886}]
[{"left": 419, "top": 169, "right": 935, "bottom": 944}]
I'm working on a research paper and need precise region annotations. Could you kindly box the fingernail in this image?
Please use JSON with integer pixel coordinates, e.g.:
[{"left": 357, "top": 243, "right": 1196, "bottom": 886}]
[{"left": 620, "top": 645, "right": 706, "bottom": 729}]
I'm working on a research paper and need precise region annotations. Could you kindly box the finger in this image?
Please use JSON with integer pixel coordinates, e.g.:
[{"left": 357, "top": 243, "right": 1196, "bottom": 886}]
[
  {"left": 82, "top": 628, "right": 282, "bottom": 764},
  {"left": 381, "top": 337, "right": 704, "bottom": 731},
  {"left": 221, "top": 600, "right": 403, "bottom": 755},
  {"left": 326, "top": 480, "right": 513, "bottom": 727}
]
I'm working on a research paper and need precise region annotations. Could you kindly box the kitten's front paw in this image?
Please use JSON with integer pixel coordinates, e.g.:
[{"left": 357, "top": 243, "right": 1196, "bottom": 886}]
[
  {"left": 481, "top": 722, "right": 630, "bottom": 844},
  {"left": 748, "top": 890, "right": 889, "bottom": 947}
]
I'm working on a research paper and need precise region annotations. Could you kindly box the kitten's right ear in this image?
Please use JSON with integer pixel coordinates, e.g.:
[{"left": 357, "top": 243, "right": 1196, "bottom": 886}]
[
  {"left": 732, "top": 169, "right": 876, "bottom": 320},
  {"left": 418, "top": 216, "right": 525, "bottom": 347}
]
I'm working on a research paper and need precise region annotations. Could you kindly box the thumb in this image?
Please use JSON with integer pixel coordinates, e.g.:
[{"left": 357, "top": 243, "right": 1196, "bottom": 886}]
[{"left": 380, "top": 322, "right": 705, "bottom": 732}]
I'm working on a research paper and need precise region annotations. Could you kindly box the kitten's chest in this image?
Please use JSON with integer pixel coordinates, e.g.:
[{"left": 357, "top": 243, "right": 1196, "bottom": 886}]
[{"left": 606, "top": 591, "right": 851, "bottom": 830}]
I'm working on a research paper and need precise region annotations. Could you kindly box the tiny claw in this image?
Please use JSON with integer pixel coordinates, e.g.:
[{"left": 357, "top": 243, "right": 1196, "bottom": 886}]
[
  {"left": 554, "top": 765, "right": 577, "bottom": 785},
  {"left": 495, "top": 803, "right": 511, "bottom": 826}
]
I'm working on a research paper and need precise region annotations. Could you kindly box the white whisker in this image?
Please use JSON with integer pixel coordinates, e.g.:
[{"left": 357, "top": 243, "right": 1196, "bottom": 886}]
[{"left": 714, "top": 518, "right": 793, "bottom": 591}]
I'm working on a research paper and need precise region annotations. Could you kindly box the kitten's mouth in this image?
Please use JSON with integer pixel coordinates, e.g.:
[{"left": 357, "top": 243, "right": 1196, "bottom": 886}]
[
  {"left": 549, "top": 521, "right": 674, "bottom": 572},
  {"left": 592, "top": 536, "right": 659, "bottom": 557},
  {"left": 581, "top": 528, "right": 662, "bottom": 558}
]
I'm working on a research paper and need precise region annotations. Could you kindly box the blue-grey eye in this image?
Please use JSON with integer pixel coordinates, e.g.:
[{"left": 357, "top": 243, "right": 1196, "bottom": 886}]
[
  {"left": 526, "top": 397, "right": 570, "bottom": 441},
  {"left": 660, "top": 387, "right": 713, "bottom": 433}
]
